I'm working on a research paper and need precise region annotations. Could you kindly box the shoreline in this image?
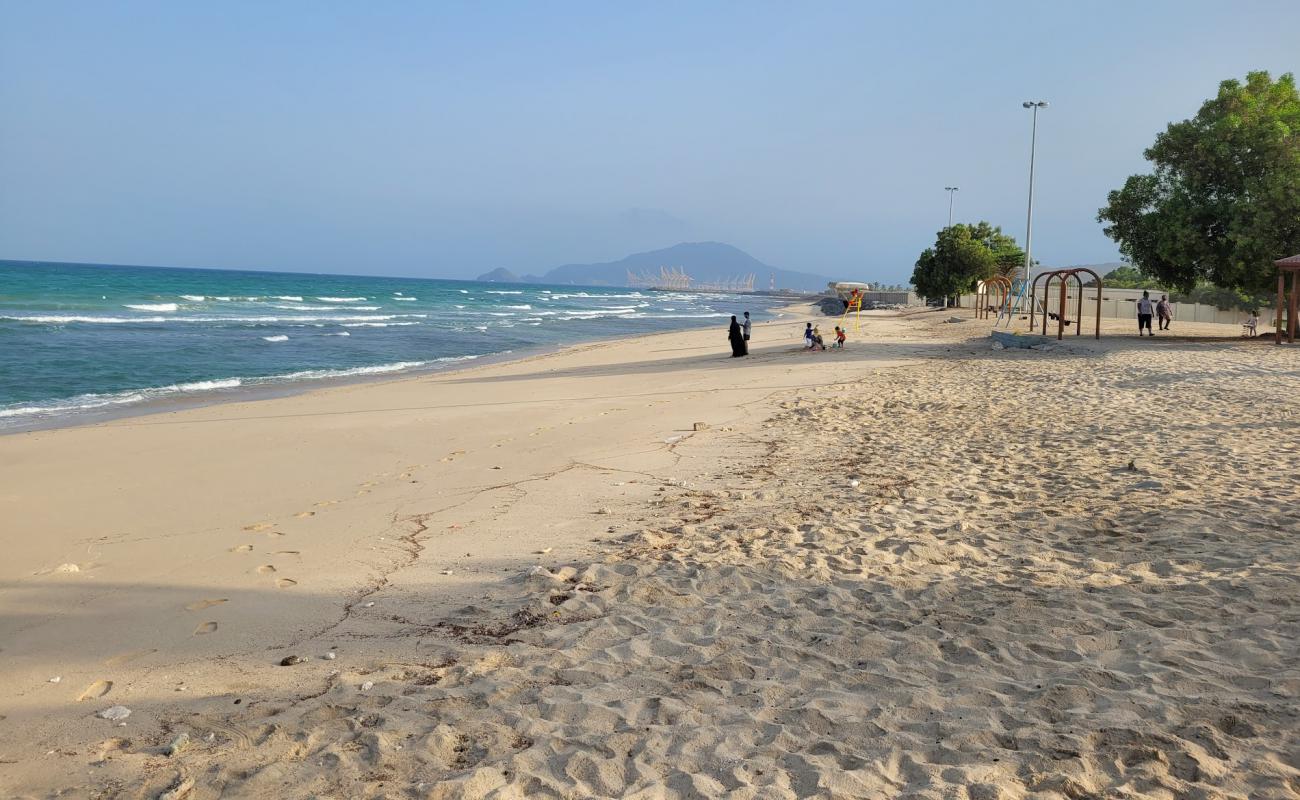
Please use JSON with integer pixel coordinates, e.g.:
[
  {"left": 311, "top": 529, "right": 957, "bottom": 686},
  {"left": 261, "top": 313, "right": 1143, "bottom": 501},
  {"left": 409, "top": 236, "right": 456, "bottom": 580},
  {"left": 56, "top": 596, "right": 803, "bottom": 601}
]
[
  {"left": 1, "top": 301, "right": 810, "bottom": 436},
  {"left": 3, "top": 309, "right": 1297, "bottom": 798}
]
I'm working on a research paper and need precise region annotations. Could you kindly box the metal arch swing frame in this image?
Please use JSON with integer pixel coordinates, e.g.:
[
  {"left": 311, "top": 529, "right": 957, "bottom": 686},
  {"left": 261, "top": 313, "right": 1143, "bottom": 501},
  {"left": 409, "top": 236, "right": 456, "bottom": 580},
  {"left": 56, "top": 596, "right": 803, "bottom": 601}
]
[
  {"left": 1029, "top": 267, "right": 1102, "bottom": 340},
  {"left": 975, "top": 276, "right": 1012, "bottom": 320}
]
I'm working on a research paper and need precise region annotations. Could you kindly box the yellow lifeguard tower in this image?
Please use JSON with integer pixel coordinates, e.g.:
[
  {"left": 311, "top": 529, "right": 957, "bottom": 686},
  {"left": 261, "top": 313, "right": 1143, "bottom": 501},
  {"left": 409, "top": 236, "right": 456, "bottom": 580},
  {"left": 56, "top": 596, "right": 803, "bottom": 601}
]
[{"left": 840, "top": 286, "right": 866, "bottom": 332}]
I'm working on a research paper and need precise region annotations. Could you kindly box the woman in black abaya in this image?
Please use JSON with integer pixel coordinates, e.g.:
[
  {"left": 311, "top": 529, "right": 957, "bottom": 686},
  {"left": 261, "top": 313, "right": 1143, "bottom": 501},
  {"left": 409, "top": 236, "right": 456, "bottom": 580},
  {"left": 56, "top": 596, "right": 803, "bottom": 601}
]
[{"left": 728, "top": 315, "right": 748, "bottom": 357}]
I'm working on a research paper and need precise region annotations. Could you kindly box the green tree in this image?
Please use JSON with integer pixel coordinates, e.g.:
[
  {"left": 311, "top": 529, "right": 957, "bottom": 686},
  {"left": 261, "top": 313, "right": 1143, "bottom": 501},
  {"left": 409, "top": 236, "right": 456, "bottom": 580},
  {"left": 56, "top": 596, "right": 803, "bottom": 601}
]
[
  {"left": 1094, "top": 265, "right": 1158, "bottom": 289},
  {"left": 1098, "top": 71, "right": 1300, "bottom": 294},
  {"left": 911, "top": 224, "right": 997, "bottom": 305},
  {"left": 966, "top": 222, "right": 1026, "bottom": 278}
]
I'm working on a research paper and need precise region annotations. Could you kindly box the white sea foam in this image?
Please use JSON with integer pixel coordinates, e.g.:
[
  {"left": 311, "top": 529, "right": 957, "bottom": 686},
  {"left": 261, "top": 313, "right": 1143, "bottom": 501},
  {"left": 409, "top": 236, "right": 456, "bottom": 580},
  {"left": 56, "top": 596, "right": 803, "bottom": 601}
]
[
  {"left": 272, "top": 304, "right": 340, "bottom": 310},
  {"left": 393, "top": 296, "right": 416, "bottom": 301},
  {"left": 261, "top": 335, "right": 289, "bottom": 342},
  {"left": 125, "top": 303, "right": 179, "bottom": 312},
  {"left": 458, "top": 290, "right": 470, "bottom": 294},
  {"left": 485, "top": 290, "right": 523, "bottom": 294},
  {"left": 180, "top": 295, "right": 206, "bottom": 302},
  {"left": 273, "top": 295, "right": 304, "bottom": 301},
  {"left": 0, "top": 357, "right": 488, "bottom": 424},
  {"left": 340, "top": 321, "right": 421, "bottom": 328},
  {"left": 351, "top": 306, "right": 383, "bottom": 311},
  {"left": 503, "top": 304, "right": 532, "bottom": 310},
  {"left": 324, "top": 331, "right": 351, "bottom": 336},
  {"left": 316, "top": 296, "right": 367, "bottom": 302},
  {"left": 2, "top": 313, "right": 422, "bottom": 325}
]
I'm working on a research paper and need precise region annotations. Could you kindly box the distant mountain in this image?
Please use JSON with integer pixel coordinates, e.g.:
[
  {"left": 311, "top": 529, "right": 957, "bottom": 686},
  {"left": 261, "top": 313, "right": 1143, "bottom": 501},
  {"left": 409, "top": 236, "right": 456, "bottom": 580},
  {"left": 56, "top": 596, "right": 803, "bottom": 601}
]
[
  {"left": 475, "top": 267, "right": 544, "bottom": 283},
  {"left": 476, "top": 267, "right": 519, "bottom": 282},
  {"left": 534, "top": 241, "right": 830, "bottom": 292}
]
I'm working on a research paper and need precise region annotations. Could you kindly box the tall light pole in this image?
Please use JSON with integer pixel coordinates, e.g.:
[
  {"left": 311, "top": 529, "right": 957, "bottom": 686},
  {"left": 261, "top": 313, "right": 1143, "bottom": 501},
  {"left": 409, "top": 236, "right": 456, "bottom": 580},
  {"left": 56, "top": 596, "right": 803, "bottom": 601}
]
[
  {"left": 944, "top": 186, "right": 959, "bottom": 228},
  {"left": 1021, "top": 101, "right": 1048, "bottom": 284}
]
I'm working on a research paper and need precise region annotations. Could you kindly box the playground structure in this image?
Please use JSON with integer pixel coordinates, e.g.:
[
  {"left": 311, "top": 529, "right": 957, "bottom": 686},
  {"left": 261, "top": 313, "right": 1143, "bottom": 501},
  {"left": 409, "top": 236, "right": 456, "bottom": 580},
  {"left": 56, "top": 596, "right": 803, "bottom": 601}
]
[
  {"left": 974, "top": 276, "right": 1012, "bottom": 320},
  {"left": 1029, "top": 267, "right": 1102, "bottom": 340},
  {"left": 1276, "top": 254, "right": 1300, "bottom": 344}
]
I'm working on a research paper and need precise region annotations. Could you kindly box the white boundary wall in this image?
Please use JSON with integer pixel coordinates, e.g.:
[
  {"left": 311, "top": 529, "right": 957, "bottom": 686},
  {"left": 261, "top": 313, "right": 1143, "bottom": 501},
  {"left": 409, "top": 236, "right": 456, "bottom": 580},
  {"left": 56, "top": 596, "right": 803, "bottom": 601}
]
[{"left": 959, "top": 286, "right": 1258, "bottom": 326}]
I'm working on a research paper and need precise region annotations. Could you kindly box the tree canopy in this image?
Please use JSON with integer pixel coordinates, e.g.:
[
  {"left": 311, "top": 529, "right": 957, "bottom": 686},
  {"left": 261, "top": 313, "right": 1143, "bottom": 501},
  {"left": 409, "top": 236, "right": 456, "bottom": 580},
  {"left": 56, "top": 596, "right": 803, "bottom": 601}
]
[
  {"left": 1097, "top": 265, "right": 1155, "bottom": 289},
  {"left": 1098, "top": 71, "right": 1300, "bottom": 295},
  {"left": 966, "top": 222, "right": 1026, "bottom": 279},
  {"left": 911, "top": 223, "right": 1000, "bottom": 303}
]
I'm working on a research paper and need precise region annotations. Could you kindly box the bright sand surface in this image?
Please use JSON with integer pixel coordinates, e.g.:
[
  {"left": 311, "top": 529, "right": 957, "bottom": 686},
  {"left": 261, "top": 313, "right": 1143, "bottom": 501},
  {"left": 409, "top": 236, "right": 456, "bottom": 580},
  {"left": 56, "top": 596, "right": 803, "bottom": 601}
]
[{"left": 2, "top": 308, "right": 1298, "bottom": 799}]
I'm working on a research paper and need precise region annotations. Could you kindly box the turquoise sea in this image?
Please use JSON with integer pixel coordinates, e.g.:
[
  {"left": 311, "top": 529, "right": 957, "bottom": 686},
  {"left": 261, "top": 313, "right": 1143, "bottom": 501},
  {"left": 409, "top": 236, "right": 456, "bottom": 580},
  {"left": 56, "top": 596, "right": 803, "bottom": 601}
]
[{"left": 0, "top": 260, "right": 780, "bottom": 430}]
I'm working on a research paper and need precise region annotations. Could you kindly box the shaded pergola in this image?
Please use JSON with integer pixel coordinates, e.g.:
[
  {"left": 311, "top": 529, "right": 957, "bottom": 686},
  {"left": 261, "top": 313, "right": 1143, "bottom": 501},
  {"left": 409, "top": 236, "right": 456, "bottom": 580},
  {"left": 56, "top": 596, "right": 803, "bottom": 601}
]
[{"left": 1277, "top": 254, "right": 1300, "bottom": 344}]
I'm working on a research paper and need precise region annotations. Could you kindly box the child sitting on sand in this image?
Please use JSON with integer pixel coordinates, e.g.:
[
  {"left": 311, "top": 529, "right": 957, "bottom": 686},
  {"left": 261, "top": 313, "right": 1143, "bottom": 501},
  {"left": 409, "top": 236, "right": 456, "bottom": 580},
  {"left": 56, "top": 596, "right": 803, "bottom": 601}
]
[{"left": 811, "top": 325, "right": 826, "bottom": 351}]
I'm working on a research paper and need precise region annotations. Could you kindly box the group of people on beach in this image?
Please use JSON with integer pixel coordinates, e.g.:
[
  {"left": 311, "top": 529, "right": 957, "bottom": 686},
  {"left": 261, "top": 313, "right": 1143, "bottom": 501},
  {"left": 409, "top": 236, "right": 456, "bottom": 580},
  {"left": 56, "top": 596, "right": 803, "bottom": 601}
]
[
  {"left": 802, "top": 322, "right": 845, "bottom": 351},
  {"left": 727, "top": 312, "right": 752, "bottom": 357},
  {"left": 1136, "top": 290, "right": 1175, "bottom": 336},
  {"left": 726, "top": 313, "right": 847, "bottom": 358}
]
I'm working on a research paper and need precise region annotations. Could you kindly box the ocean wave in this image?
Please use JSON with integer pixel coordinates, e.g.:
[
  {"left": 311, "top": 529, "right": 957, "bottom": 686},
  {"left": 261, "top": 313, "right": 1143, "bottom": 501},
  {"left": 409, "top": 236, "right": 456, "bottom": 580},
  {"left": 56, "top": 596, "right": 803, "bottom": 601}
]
[
  {"left": 0, "top": 378, "right": 244, "bottom": 420},
  {"left": 548, "top": 292, "right": 646, "bottom": 300},
  {"left": 2, "top": 313, "right": 423, "bottom": 325},
  {"left": 316, "top": 296, "right": 367, "bottom": 302},
  {"left": 485, "top": 290, "right": 523, "bottom": 294},
  {"left": 125, "top": 303, "right": 179, "bottom": 312},
  {"left": 0, "top": 358, "right": 485, "bottom": 423},
  {"left": 271, "top": 304, "right": 341, "bottom": 310},
  {"left": 350, "top": 306, "right": 383, "bottom": 311},
  {"left": 261, "top": 335, "right": 289, "bottom": 342},
  {"left": 502, "top": 304, "right": 532, "bottom": 310},
  {"left": 273, "top": 295, "right": 304, "bottom": 301},
  {"left": 393, "top": 296, "right": 416, "bottom": 301},
  {"left": 339, "top": 321, "right": 421, "bottom": 328},
  {"left": 179, "top": 295, "right": 206, "bottom": 302},
  {"left": 324, "top": 331, "right": 351, "bottom": 336}
]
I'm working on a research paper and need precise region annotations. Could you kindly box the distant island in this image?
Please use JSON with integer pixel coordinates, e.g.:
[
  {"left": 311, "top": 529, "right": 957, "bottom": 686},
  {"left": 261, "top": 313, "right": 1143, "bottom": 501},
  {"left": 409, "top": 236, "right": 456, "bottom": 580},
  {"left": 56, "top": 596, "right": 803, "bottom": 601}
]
[{"left": 475, "top": 242, "right": 831, "bottom": 292}]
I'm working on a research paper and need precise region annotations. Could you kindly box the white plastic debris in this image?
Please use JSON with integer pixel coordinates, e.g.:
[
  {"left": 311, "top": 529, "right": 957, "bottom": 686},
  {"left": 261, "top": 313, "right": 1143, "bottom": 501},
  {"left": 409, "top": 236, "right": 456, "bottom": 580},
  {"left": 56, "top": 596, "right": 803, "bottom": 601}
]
[
  {"left": 48, "top": 676, "right": 61, "bottom": 684},
  {"left": 98, "top": 705, "right": 131, "bottom": 721},
  {"left": 848, "top": 480, "right": 860, "bottom": 488},
  {"left": 324, "top": 652, "right": 336, "bottom": 660},
  {"left": 360, "top": 681, "right": 374, "bottom": 691}
]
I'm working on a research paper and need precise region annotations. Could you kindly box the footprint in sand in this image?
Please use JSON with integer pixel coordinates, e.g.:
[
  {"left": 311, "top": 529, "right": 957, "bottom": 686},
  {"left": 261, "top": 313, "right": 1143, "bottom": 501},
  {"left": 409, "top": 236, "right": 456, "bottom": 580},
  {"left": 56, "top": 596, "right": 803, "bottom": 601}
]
[
  {"left": 105, "top": 649, "right": 156, "bottom": 667},
  {"left": 275, "top": 578, "right": 298, "bottom": 589},
  {"left": 231, "top": 544, "right": 254, "bottom": 553},
  {"left": 242, "top": 522, "right": 274, "bottom": 532},
  {"left": 274, "top": 550, "right": 300, "bottom": 556},
  {"left": 440, "top": 450, "right": 467, "bottom": 462},
  {"left": 193, "top": 622, "right": 218, "bottom": 636},
  {"left": 313, "top": 500, "right": 340, "bottom": 507},
  {"left": 77, "top": 680, "right": 113, "bottom": 701},
  {"left": 185, "top": 598, "right": 228, "bottom": 612},
  {"left": 294, "top": 511, "right": 316, "bottom": 519},
  {"left": 256, "top": 564, "right": 277, "bottom": 575}
]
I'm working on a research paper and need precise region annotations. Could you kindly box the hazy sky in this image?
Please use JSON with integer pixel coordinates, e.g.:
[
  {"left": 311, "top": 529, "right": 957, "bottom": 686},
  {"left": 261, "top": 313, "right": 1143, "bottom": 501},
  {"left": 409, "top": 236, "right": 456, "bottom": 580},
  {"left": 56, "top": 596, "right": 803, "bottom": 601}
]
[{"left": 3, "top": 2, "right": 1297, "bottom": 283}]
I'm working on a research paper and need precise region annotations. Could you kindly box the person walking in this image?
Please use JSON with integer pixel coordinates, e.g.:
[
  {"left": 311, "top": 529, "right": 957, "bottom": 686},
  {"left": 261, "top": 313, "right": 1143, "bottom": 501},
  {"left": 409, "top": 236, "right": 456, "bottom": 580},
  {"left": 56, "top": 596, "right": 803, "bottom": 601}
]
[
  {"left": 1137, "top": 291, "right": 1155, "bottom": 336},
  {"left": 727, "top": 315, "right": 748, "bottom": 357},
  {"left": 1156, "top": 294, "right": 1173, "bottom": 331},
  {"left": 741, "top": 311, "right": 752, "bottom": 343}
]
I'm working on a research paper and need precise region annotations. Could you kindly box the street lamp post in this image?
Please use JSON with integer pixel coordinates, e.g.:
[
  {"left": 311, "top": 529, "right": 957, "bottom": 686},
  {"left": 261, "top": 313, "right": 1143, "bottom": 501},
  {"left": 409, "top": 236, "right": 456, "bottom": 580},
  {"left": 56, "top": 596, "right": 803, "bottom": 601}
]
[
  {"left": 1021, "top": 101, "right": 1048, "bottom": 284},
  {"left": 944, "top": 186, "right": 959, "bottom": 228}
]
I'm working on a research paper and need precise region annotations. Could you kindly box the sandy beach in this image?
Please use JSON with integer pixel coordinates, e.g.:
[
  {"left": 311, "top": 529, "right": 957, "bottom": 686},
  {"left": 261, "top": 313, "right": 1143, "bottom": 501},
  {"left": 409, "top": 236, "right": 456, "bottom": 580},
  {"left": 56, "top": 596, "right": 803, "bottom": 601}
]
[{"left": 2, "top": 307, "right": 1298, "bottom": 799}]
